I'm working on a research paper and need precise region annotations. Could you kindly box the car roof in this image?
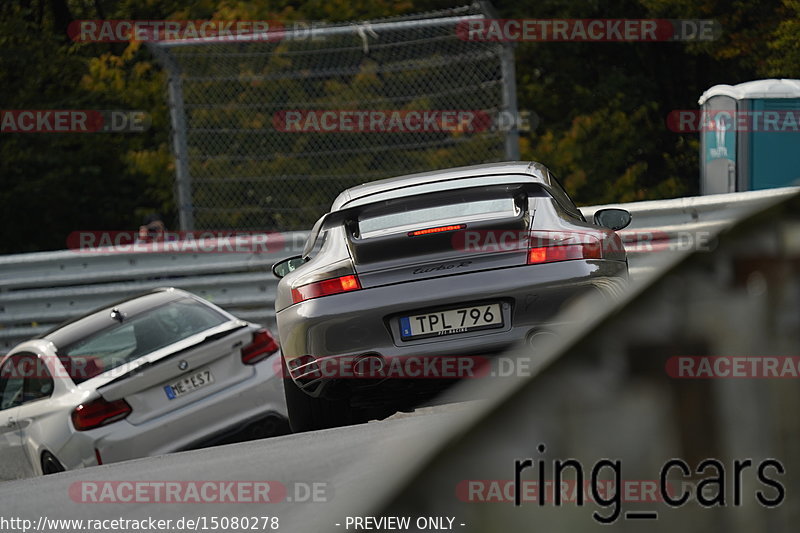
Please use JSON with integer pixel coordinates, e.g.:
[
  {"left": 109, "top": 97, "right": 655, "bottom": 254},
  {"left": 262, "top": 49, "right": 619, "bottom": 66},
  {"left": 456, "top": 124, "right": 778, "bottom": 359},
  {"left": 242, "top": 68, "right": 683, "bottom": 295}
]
[
  {"left": 39, "top": 288, "right": 202, "bottom": 349},
  {"left": 330, "top": 161, "right": 555, "bottom": 212}
]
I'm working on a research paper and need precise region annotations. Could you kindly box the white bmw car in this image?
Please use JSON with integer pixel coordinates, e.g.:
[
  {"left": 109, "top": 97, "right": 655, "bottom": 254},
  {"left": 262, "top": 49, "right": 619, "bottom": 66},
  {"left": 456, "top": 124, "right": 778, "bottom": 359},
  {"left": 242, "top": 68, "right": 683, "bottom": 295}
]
[{"left": 0, "top": 288, "right": 287, "bottom": 479}]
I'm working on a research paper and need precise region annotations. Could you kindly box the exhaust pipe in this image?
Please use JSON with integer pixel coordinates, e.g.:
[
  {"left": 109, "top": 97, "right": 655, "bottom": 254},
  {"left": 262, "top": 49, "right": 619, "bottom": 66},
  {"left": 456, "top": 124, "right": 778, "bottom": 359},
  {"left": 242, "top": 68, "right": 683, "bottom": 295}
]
[
  {"left": 526, "top": 329, "right": 559, "bottom": 350},
  {"left": 352, "top": 354, "right": 386, "bottom": 377}
]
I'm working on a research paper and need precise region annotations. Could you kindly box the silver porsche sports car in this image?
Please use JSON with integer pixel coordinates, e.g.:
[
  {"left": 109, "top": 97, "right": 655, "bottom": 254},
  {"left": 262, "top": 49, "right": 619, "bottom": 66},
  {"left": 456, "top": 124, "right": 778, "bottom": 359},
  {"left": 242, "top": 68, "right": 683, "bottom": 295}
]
[{"left": 273, "top": 162, "right": 631, "bottom": 431}]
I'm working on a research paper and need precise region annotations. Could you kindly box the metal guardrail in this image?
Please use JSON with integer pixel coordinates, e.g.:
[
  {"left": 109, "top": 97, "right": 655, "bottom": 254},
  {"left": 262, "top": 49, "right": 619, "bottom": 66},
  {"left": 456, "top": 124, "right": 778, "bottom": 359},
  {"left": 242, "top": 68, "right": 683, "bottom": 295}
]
[
  {"left": 581, "top": 186, "right": 800, "bottom": 278},
  {"left": 0, "top": 233, "right": 308, "bottom": 351},
  {"left": 581, "top": 186, "right": 800, "bottom": 229},
  {"left": 1, "top": 187, "right": 797, "bottom": 352}
]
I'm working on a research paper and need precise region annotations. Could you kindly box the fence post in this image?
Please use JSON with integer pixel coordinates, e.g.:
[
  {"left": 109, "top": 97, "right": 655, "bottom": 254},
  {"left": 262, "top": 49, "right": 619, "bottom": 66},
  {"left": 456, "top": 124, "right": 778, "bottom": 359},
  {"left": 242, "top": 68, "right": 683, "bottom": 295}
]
[
  {"left": 148, "top": 44, "right": 194, "bottom": 231},
  {"left": 500, "top": 43, "right": 520, "bottom": 161}
]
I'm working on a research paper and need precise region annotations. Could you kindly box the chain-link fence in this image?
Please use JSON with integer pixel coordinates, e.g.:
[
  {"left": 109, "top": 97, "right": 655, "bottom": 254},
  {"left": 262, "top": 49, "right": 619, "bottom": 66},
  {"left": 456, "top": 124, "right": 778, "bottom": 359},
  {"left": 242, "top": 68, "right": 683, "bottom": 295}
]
[{"left": 148, "top": 3, "right": 519, "bottom": 231}]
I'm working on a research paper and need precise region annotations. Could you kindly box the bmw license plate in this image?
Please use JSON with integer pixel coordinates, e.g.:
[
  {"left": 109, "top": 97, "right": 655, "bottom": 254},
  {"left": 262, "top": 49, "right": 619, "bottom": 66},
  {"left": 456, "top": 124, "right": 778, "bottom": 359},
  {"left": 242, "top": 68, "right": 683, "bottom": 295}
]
[
  {"left": 400, "top": 303, "right": 503, "bottom": 340},
  {"left": 164, "top": 369, "right": 214, "bottom": 400}
]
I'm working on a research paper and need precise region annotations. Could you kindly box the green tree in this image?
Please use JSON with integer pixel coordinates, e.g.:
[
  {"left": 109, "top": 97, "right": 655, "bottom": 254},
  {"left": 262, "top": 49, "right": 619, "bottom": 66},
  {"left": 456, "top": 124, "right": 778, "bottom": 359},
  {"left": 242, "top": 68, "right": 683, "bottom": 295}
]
[
  {"left": 501, "top": 0, "right": 786, "bottom": 202},
  {"left": 1, "top": 0, "right": 797, "bottom": 252}
]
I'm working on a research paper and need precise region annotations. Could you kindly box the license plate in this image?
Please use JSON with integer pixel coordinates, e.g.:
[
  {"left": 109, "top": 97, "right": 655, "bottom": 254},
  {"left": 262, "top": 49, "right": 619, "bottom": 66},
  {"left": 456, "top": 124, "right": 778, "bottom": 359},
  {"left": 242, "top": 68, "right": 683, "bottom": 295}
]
[
  {"left": 400, "top": 303, "right": 503, "bottom": 340},
  {"left": 164, "top": 369, "right": 214, "bottom": 400}
]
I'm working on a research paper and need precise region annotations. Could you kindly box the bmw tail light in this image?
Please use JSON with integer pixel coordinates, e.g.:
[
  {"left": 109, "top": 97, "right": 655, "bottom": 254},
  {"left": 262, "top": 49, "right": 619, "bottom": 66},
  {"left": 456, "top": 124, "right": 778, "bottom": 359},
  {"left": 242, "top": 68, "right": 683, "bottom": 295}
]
[
  {"left": 527, "top": 233, "right": 603, "bottom": 265},
  {"left": 72, "top": 397, "right": 132, "bottom": 431},
  {"left": 241, "top": 328, "right": 280, "bottom": 365},
  {"left": 291, "top": 274, "right": 361, "bottom": 304}
]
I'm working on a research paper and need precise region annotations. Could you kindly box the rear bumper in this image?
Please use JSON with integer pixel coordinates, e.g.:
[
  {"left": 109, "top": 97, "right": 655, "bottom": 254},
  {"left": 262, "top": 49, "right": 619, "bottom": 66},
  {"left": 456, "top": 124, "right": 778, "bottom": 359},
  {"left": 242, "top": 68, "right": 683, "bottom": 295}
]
[
  {"left": 277, "top": 259, "right": 627, "bottom": 401},
  {"left": 178, "top": 410, "right": 289, "bottom": 451},
  {"left": 60, "top": 355, "right": 287, "bottom": 469}
]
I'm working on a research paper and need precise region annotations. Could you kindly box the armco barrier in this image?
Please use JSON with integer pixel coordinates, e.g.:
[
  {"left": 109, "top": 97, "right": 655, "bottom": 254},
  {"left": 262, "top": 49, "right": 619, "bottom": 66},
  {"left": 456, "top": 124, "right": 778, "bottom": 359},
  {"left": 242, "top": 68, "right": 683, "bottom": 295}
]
[
  {"left": 581, "top": 186, "right": 799, "bottom": 278},
  {"left": 1, "top": 187, "right": 797, "bottom": 352},
  {"left": 0, "top": 233, "right": 308, "bottom": 351}
]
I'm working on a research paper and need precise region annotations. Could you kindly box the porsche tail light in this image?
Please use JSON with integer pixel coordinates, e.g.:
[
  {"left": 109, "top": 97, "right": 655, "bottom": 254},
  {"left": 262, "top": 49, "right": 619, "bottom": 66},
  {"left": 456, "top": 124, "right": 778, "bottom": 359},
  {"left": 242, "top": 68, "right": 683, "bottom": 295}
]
[
  {"left": 241, "top": 328, "right": 279, "bottom": 364},
  {"left": 72, "top": 397, "right": 132, "bottom": 431},
  {"left": 527, "top": 234, "right": 603, "bottom": 264},
  {"left": 291, "top": 274, "right": 361, "bottom": 304}
]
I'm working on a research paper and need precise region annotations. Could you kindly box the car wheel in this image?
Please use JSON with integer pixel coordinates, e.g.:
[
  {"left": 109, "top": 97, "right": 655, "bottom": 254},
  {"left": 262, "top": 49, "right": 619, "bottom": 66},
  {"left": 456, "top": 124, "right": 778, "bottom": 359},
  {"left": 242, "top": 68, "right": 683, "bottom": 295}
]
[
  {"left": 283, "top": 376, "right": 357, "bottom": 432},
  {"left": 41, "top": 452, "right": 65, "bottom": 475}
]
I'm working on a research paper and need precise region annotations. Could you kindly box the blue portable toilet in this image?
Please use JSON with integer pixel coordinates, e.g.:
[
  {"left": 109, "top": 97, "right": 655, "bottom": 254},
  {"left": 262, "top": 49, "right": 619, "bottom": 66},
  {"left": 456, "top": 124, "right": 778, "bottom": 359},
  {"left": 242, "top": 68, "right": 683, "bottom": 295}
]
[{"left": 699, "top": 79, "right": 800, "bottom": 194}]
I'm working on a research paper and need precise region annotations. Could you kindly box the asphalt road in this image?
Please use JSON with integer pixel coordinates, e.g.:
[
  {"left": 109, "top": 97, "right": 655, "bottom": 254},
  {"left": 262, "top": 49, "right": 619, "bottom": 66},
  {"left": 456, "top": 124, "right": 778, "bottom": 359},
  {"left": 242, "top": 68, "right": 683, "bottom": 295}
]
[{"left": 0, "top": 401, "right": 476, "bottom": 532}]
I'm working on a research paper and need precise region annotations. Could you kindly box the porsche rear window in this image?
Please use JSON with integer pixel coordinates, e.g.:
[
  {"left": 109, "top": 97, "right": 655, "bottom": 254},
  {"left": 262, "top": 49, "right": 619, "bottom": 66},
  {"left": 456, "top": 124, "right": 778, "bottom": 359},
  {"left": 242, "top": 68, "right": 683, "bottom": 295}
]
[
  {"left": 358, "top": 198, "right": 518, "bottom": 238},
  {"left": 59, "top": 298, "right": 228, "bottom": 384}
]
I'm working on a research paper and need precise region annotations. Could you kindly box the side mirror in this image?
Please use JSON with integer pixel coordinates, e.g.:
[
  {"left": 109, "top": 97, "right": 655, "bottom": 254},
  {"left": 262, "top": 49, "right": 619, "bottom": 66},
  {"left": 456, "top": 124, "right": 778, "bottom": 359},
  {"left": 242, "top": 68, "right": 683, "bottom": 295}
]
[
  {"left": 272, "top": 255, "right": 307, "bottom": 279},
  {"left": 593, "top": 208, "right": 632, "bottom": 231}
]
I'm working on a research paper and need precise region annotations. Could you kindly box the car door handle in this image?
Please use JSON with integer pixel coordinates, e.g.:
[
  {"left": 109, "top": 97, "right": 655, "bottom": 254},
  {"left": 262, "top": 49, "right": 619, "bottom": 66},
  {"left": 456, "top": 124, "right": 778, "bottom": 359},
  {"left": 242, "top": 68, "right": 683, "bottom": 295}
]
[{"left": 5, "top": 417, "right": 16, "bottom": 428}]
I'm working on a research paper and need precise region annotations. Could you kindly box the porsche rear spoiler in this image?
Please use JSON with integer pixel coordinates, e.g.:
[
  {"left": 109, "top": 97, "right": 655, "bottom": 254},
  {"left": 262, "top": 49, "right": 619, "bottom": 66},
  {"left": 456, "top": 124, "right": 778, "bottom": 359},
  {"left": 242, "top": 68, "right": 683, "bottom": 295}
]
[{"left": 302, "top": 183, "right": 547, "bottom": 258}]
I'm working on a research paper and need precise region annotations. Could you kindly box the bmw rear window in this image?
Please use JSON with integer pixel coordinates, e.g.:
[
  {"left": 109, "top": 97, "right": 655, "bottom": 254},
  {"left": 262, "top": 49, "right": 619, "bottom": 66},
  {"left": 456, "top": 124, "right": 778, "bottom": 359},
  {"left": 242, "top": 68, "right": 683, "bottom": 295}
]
[
  {"left": 59, "top": 298, "right": 228, "bottom": 384},
  {"left": 358, "top": 198, "right": 518, "bottom": 238}
]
